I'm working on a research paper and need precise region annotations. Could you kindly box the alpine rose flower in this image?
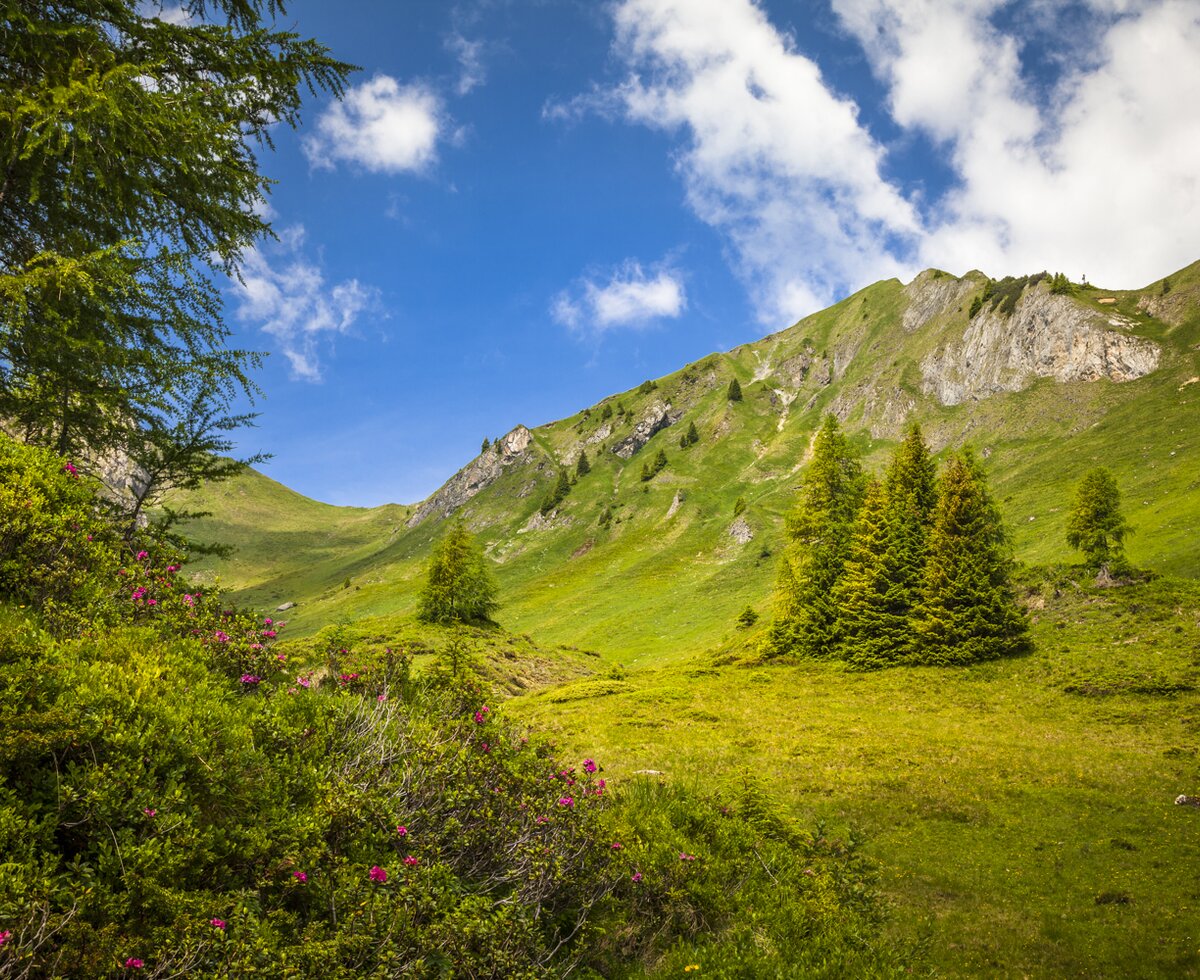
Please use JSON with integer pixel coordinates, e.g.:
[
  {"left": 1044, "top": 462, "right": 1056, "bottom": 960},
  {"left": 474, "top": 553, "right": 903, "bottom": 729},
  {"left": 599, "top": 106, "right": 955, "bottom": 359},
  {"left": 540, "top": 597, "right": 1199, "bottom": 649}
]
[{"left": 369, "top": 865, "right": 388, "bottom": 883}]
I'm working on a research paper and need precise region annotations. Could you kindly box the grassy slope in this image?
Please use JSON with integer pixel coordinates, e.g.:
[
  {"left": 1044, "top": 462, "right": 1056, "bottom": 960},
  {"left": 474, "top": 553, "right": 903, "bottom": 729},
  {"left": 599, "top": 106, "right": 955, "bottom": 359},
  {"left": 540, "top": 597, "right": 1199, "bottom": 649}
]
[
  {"left": 184, "top": 262, "right": 1200, "bottom": 660},
  {"left": 176, "top": 263, "right": 1200, "bottom": 976}
]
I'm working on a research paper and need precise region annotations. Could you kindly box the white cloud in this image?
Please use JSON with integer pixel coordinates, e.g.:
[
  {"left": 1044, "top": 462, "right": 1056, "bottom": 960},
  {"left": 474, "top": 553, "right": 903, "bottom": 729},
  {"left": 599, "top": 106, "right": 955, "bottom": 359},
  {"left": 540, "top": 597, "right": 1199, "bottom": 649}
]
[
  {"left": 577, "top": 0, "right": 1200, "bottom": 324},
  {"left": 601, "top": 0, "right": 922, "bottom": 323},
  {"left": 447, "top": 34, "right": 487, "bottom": 95},
  {"left": 835, "top": 0, "right": 1200, "bottom": 286},
  {"left": 553, "top": 261, "right": 687, "bottom": 332},
  {"left": 232, "top": 226, "right": 379, "bottom": 382},
  {"left": 304, "top": 75, "right": 444, "bottom": 174},
  {"left": 138, "top": 2, "right": 194, "bottom": 25}
]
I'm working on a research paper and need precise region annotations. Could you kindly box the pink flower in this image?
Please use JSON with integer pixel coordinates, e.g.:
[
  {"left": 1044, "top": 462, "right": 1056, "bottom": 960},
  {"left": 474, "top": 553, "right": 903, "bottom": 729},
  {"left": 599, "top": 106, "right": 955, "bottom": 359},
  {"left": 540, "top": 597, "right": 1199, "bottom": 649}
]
[
  {"left": 63, "top": 462, "right": 78, "bottom": 477},
  {"left": 631, "top": 872, "right": 643, "bottom": 883},
  {"left": 209, "top": 918, "right": 226, "bottom": 930},
  {"left": 135, "top": 550, "right": 149, "bottom": 561},
  {"left": 679, "top": 853, "right": 697, "bottom": 862},
  {"left": 297, "top": 675, "right": 311, "bottom": 689},
  {"left": 264, "top": 617, "right": 273, "bottom": 625},
  {"left": 403, "top": 855, "right": 419, "bottom": 867},
  {"left": 131, "top": 588, "right": 146, "bottom": 600},
  {"left": 213, "top": 630, "right": 229, "bottom": 644},
  {"left": 368, "top": 865, "right": 388, "bottom": 883},
  {"left": 377, "top": 694, "right": 387, "bottom": 702},
  {"left": 583, "top": 759, "right": 597, "bottom": 774},
  {"left": 0, "top": 930, "right": 11, "bottom": 946},
  {"left": 262, "top": 630, "right": 277, "bottom": 639},
  {"left": 125, "top": 958, "right": 144, "bottom": 969},
  {"left": 536, "top": 816, "right": 549, "bottom": 825},
  {"left": 611, "top": 842, "right": 623, "bottom": 850},
  {"left": 166, "top": 564, "right": 180, "bottom": 573},
  {"left": 396, "top": 825, "right": 407, "bottom": 837},
  {"left": 239, "top": 674, "right": 261, "bottom": 685},
  {"left": 557, "top": 796, "right": 574, "bottom": 808},
  {"left": 182, "top": 594, "right": 195, "bottom": 606},
  {"left": 146, "top": 598, "right": 157, "bottom": 607},
  {"left": 292, "top": 871, "right": 307, "bottom": 883},
  {"left": 142, "top": 808, "right": 157, "bottom": 818}
]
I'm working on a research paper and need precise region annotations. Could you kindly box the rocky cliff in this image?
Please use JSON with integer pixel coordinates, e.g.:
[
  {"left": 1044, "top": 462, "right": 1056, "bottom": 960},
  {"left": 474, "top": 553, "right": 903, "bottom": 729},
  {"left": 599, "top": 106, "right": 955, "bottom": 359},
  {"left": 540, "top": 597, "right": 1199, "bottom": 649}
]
[{"left": 406, "top": 425, "right": 535, "bottom": 527}]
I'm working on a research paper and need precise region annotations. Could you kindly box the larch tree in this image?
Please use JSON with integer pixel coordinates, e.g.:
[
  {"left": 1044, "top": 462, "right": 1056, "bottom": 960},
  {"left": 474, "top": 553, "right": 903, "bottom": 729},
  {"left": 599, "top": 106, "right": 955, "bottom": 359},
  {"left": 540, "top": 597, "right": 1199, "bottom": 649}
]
[
  {"left": 1066, "top": 468, "right": 1133, "bottom": 574},
  {"left": 417, "top": 521, "right": 498, "bottom": 625}
]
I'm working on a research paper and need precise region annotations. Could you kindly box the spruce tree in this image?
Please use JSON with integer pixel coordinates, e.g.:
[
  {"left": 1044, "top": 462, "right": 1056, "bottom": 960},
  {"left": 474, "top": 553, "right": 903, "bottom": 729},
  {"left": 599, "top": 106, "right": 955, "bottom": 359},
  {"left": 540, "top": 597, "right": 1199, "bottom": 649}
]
[
  {"left": 910, "top": 451, "right": 1028, "bottom": 665},
  {"left": 834, "top": 479, "right": 909, "bottom": 670},
  {"left": 540, "top": 469, "right": 571, "bottom": 514},
  {"left": 417, "top": 521, "right": 498, "bottom": 624},
  {"left": 576, "top": 449, "right": 591, "bottom": 477},
  {"left": 882, "top": 422, "right": 938, "bottom": 604},
  {"left": 768, "top": 414, "right": 865, "bottom": 657},
  {"left": 481, "top": 437, "right": 491, "bottom": 453},
  {"left": 1066, "top": 468, "right": 1132, "bottom": 573},
  {"left": 727, "top": 378, "right": 744, "bottom": 402}
]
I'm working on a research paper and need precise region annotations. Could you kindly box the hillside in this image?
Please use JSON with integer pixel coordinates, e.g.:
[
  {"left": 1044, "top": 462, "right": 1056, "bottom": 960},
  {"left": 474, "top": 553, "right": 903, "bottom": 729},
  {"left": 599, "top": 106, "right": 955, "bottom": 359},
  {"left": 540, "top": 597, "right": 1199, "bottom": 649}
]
[{"left": 182, "top": 261, "right": 1200, "bottom": 660}]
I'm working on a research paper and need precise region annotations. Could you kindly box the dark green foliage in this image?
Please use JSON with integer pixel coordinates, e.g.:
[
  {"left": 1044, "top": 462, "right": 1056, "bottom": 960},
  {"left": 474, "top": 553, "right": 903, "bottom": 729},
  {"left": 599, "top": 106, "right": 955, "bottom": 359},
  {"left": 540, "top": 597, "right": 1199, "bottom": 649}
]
[
  {"left": 640, "top": 448, "right": 668, "bottom": 482},
  {"left": 976, "top": 273, "right": 1049, "bottom": 318},
  {"left": 482, "top": 437, "right": 491, "bottom": 452},
  {"left": 736, "top": 606, "right": 759, "bottom": 628},
  {"left": 541, "top": 468, "right": 572, "bottom": 514},
  {"left": 1050, "top": 272, "right": 1072, "bottom": 295},
  {"left": 910, "top": 452, "right": 1029, "bottom": 665},
  {"left": 768, "top": 415, "right": 865, "bottom": 658},
  {"left": 733, "top": 496, "right": 747, "bottom": 518},
  {"left": 575, "top": 449, "right": 591, "bottom": 477},
  {"left": 601, "top": 403, "right": 613, "bottom": 421},
  {"left": 1162, "top": 277, "right": 1172, "bottom": 295},
  {"left": 834, "top": 480, "right": 909, "bottom": 670},
  {"left": 416, "top": 521, "right": 498, "bottom": 625},
  {"left": 637, "top": 380, "right": 657, "bottom": 394},
  {"left": 727, "top": 377, "right": 743, "bottom": 402},
  {"left": 597, "top": 505, "right": 613, "bottom": 528},
  {"left": 679, "top": 421, "right": 700, "bottom": 448},
  {"left": 968, "top": 294, "right": 984, "bottom": 319},
  {"left": 0, "top": 0, "right": 352, "bottom": 529},
  {"left": 1067, "top": 468, "right": 1133, "bottom": 573}
]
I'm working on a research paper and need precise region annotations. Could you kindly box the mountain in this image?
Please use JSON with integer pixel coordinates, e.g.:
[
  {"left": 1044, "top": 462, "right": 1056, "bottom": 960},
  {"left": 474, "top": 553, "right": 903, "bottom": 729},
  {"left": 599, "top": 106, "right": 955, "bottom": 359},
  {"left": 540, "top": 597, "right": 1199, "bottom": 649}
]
[{"left": 180, "top": 261, "right": 1200, "bottom": 660}]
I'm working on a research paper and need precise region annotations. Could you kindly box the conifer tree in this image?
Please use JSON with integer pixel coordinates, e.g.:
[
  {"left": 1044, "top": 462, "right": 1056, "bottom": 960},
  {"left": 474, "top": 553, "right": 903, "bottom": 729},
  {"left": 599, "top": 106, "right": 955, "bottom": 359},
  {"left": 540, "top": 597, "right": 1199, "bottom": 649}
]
[
  {"left": 417, "top": 521, "right": 498, "bottom": 624},
  {"left": 883, "top": 422, "right": 938, "bottom": 601},
  {"left": 680, "top": 421, "right": 700, "bottom": 448},
  {"left": 540, "top": 469, "right": 571, "bottom": 514},
  {"left": 768, "top": 414, "right": 865, "bottom": 657},
  {"left": 1066, "top": 468, "right": 1132, "bottom": 573},
  {"left": 576, "top": 449, "right": 591, "bottom": 477},
  {"left": 727, "top": 378, "right": 744, "bottom": 402},
  {"left": 834, "top": 479, "right": 909, "bottom": 669},
  {"left": 910, "top": 451, "right": 1028, "bottom": 665},
  {"left": 481, "top": 437, "right": 491, "bottom": 453},
  {"left": 601, "top": 403, "right": 613, "bottom": 421}
]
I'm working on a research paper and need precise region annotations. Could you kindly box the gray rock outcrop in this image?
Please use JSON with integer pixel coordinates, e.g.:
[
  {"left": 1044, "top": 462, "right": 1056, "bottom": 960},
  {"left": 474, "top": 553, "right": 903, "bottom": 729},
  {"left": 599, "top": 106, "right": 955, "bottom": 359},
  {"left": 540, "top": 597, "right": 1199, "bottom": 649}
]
[
  {"left": 920, "top": 286, "right": 1160, "bottom": 406},
  {"left": 611, "top": 402, "right": 682, "bottom": 459},
  {"left": 406, "top": 425, "right": 534, "bottom": 527}
]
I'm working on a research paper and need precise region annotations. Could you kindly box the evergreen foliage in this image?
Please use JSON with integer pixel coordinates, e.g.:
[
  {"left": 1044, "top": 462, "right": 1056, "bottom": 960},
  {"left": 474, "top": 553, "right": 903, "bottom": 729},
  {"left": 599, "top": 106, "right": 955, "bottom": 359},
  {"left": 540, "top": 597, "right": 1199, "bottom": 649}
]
[
  {"left": 909, "top": 452, "right": 1028, "bottom": 665},
  {"left": 637, "top": 380, "right": 658, "bottom": 394},
  {"left": 541, "top": 468, "right": 572, "bottom": 514},
  {"left": 733, "top": 496, "right": 747, "bottom": 518},
  {"left": 482, "top": 437, "right": 491, "bottom": 452},
  {"left": 640, "top": 448, "right": 669, "bottom": 482},
  {"left": 1066, "top": 468, "right": 1133, "bottom": 573},
  {"left": 679, "top": 421, "right": 700, "bottom": 448},
  {"left": 416, "top": 522, "right": 498, "bottom": 625},
  {"left": 736, "top": 606, "right": 759, "bottom": 628},
  {"left": 576, "top": 449, "right": 591, "bottom": 476},
  {"left": 767, "top": 415, "right": 864, "bottom": 657},
  {"left": 727, "top": 378, "right": 743, "bottom": 402},
  {"left": 601, "top": 403, "right": 613, "bottom": 421},
  {"left": 0, "top": 0, "right": 352, "bottom": 533}
]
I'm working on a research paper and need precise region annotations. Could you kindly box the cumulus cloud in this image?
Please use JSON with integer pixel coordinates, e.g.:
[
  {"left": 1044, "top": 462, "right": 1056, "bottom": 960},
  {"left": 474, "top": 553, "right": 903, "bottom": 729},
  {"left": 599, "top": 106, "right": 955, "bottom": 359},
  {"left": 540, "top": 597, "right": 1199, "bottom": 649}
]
[
  {"left": 601, "top": 0, "right": 922, "bottom": 323},
  {"left": 553, "top": 261, "right": 687, "bottom": 332},
  {"left": 232, "top": 227, "right": 379, "bottom": 382},
  {"left": 578, "top": 0, "right": 1200, "bottom": 324},
  {"left": 447, "top": 33, "right": 487, "bottom": 95},
  {"left": 304, "top": 75, "right": 444, "bottom": 174},
  {"left": 835, "top": 0, "right": 1200, "bottom": 286}
]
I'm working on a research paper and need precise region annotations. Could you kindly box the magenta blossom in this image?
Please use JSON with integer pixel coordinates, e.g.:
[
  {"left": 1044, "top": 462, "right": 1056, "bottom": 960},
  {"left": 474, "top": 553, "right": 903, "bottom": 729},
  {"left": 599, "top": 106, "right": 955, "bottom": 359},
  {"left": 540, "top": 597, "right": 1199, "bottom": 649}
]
[
  {"left": 583, "top": 759, "right": 597, "bottom": 774},
  {"left": 611, "top": 842, "right": 623, "bottom": 850},
  {"left": 679, "top": 853, "right": 697, "bottom": 862},
  {"left": 125, "top": 958, "right": 144, "bottom": 969},
  {"left": 396, "top": 825, "right": 407, "bottom": 837},
  {"left": 631, "top": 872, "right": 643, "bottom": 883},
  {"left": 264, "top": 617, "right": 273, "bottom": 625},
  {"left": 292, "top": 871, "right": 307, "bottom": 883},
  {"left": 0, "top": 930, "right": 11, "bottom": 946},
  {"left": 403, "top": 855, "right": 419, "bottom": 867},
  {"left": 142, "top": 808, "right": 156, "bottom": 818},
  {"left": 239, "top": 674, "right": 261, "bottom": 685},
  {"left": 135, "top": 550, "right": 149, "bottom": 561},
  {"left": 368, "top": 865, "right": 388, "bottom": 883},
  {"left": 210, "top": 918, "right": 226, "bottom": 930},
  {"left": 557, "top": 796, "right": 574, "bottom": 808},
  {"left": 63, "top": 462, "right": 78, "bottom": 477}
]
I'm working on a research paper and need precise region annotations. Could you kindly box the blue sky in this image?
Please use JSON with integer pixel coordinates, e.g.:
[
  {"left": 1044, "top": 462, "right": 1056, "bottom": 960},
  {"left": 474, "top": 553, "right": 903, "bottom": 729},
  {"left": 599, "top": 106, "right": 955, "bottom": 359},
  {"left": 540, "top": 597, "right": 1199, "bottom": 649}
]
[{"left": 192, "top": 0, "right": 1200, "bottom": 506}]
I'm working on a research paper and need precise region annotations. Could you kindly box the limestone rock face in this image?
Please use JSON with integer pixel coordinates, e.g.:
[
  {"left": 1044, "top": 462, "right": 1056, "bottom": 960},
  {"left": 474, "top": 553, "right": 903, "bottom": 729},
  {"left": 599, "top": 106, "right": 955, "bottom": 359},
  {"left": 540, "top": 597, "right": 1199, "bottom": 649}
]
[
  {"left": 406, "top": 425, "right": 533, "bottom": 527},
  {"left": 611, "top": 402, "right": 682, "bottom": 459},
  {"left": 902, "top": 271, "right": 977, "bottom": 333},
  {"left": 920, "top": 286, "right": 1160, "bottom": 406}
]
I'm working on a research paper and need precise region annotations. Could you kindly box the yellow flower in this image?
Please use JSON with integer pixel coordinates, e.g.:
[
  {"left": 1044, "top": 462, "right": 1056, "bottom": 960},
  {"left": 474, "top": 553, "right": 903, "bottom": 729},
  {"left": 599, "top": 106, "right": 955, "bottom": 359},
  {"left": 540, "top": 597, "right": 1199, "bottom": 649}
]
[{"left": 684, "top": 967, "right": 700, "bottom": 974}]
